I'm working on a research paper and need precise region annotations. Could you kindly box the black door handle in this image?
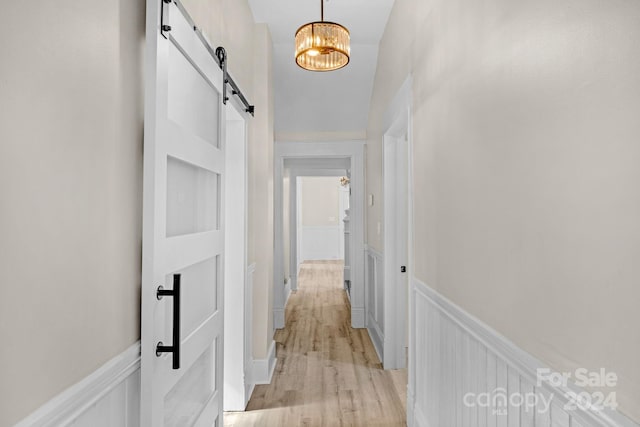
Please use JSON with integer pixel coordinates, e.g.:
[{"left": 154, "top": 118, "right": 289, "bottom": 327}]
[{"left": 156, "top": 274, "right": 181, "bottom": 369}]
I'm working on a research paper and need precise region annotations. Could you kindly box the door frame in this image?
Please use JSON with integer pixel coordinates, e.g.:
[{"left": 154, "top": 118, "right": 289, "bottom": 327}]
[
  {"left": 274, "top": 141, "right": 366, "bottom": 329},
  {"left": 222, "top": 97, "right": 251, "bottom": 411},
  {"left": 382, "top": 77, "right": 413, "bottom": 370}
]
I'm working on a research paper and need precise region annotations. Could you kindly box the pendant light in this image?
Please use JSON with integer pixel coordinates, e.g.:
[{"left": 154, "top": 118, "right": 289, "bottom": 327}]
[{"left": 295, "top": 0, "right": 350, "bottom": 72}]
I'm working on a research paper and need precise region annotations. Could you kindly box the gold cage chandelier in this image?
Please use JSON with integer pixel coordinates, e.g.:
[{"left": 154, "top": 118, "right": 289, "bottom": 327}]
[{"left": 295, "top": 0, "right": 350, "bottom": 72}]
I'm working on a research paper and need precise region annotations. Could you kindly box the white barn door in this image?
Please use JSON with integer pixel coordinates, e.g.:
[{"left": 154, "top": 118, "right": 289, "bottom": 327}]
[{"left": 141, "top": 1, "right": 226, "bottom": 426}]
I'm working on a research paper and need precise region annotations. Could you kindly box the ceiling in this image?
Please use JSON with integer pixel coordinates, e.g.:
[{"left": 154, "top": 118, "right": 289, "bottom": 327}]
[{"left": 248, "top": 0, "right": 395, "bottom": 135}]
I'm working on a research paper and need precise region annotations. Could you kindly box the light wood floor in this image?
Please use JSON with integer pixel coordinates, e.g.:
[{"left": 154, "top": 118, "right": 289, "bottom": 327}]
[{"left": 225, "top": 260, "right": 407, "bottom": 427}]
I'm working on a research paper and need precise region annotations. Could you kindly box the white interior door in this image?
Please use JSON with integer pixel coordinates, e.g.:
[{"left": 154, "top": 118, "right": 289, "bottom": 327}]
[{"left": 141, "top": 1, "right": 226, "bottom": 426}]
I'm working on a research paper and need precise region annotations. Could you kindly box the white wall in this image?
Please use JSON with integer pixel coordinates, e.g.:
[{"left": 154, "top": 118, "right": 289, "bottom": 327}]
[
  {"left": 410, "top": 279, "right": 636, "bottom": 427},
  {"left": 0, "top": 2, "right": 144, "bottom": 425},
  {"left": 181, "top": 0, "right": 276, "bottom": 363},
  {"left": 299, "top": 177, "right": 343, "bottom": 261},
  {"left": 0, "top": 0, "right": 275, "bottom": 425},
  {"left": 368, "top": 0, "right": 640, "bottom": 422},
  {"left": 248, "top": 23, "right": 275, "bottom": 359}
]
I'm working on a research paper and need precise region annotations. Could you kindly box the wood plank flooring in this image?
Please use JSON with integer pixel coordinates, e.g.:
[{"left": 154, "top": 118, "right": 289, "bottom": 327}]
[{"left": 225, "top": 261, "right": 407, "bottom": 427}]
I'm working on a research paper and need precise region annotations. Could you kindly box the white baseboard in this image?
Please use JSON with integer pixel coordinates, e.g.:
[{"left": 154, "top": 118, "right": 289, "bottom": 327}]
[
  {"left": 14, "top": 342, "right": 141, "bottom": 427},
  {"left": 242, "top": 262, "right": 256, "bottom": 409},
  {"left": 284, "top": 277, "right": 291, "bottom": 305},
  {"left": 274, "top": 278, "right": 292, "bottom": 330},
  {"left": 406, "top": 389, "right": 415, "bottom": 427},
  {"left": 411, "top": 278, "right": 639, "bottom": 427},
  {"left": 273, "top": 308, "right": 285, "bottom": 330},
  {"left": 351, "top": 307, "right": 365, "bottom": 328},
  {"left": 366, "top": 312, "right": 384, "bottom": 362},
  {"left": 252, "top": 340, "right": 277, "bottom": 385},
  {"left": 412, "top": 404, "right": 428, "bottom": 427}
]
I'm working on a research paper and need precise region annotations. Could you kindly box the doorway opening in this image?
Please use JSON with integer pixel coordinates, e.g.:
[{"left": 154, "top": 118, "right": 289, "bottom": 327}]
[
  {"left": 274, "top": 142, "right": 366, "bottom": 330},
  {"left": 295, "top": 175, "right": 349, "bottom": 280}
]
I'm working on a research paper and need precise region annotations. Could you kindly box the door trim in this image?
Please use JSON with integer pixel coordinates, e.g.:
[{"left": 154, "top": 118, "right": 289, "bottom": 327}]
[{"left": 382, "top": 76, "right": 413, "bottom": 370}]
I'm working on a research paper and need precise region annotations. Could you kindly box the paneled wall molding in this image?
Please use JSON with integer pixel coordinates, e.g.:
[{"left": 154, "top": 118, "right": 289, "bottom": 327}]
[
  {"left": 411, "top": 278, "right": 639, "bottom": 427},
  {"left": 364, "top": 245, "right": 384, "bottom": 362},
  {"left": 299, "top": 225, "right": 342, "bottom": 261},
  {"left": 364, "top": 244, "right": 383, "bottom": 260},
  {"left": 252, "top": 340, "right": 277, "bottom": 385},
  {"left": 14, "top": 342, "right": 141, "bottom": 427}
]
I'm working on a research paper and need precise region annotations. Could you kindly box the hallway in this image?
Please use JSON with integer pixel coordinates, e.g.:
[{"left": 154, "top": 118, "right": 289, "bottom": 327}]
[{"left": 225, "top": 261, "right": 407, "bottom": 426}]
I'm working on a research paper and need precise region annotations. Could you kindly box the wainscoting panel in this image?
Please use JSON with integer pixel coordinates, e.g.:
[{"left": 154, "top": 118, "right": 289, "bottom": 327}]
[
  {"left": 14, "top": 343, "right": 141, "bottom": 427},
  {"left": 17, "top": 265, "right": 262, "bottom": 426},
  {"left": 299, "top": 225, "right": 342, "bottom": 261},
  {"left": 365, "top": 246, "right": 384, "bottom": 360},
  {"left": 410, "top": 278, "right": 638, "bottom": 427}
]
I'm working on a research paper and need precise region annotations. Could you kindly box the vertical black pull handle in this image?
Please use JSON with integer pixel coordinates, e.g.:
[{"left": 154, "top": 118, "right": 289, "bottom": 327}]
[{"left": 156, "top": 274, "right": 181, "bottom": 369}]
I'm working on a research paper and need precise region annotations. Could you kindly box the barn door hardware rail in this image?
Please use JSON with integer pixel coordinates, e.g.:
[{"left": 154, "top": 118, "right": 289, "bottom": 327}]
[
  {"left": 215, "top": 47, "right": 255, "bottom": 116},
  {"left": 160, "top": 0, "right": 255, "bottom": 116}
]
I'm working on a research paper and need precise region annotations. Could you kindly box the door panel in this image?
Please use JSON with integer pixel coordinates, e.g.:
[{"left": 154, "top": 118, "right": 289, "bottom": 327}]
[
  {"left": 166, "top": 157, "right": 220, "bottom": 237},
  {"left": 167, "top": 43, "right": 221, "bottom": 146},
  {"left": 164, "top": 341, "right": 217, "bottom": 427},
  {"left": 142, "top": 1, "right": 225, "bottom": 426}
]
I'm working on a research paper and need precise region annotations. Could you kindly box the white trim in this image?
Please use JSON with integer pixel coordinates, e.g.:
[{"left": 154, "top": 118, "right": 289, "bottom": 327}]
[
  {"left": 364, "top": 245, "right": 385, "bottom": 363},
  {"left": 383, "top": 77, "right": 412, "bottom": 133},
  {"left": 252, "top": 340, "right": 277, "bottom": 385},
  {"left": 273, "top": 308, "right": 285, "bottom": 330},
  {"left": 406, "top": 388, "right": 416, "bottom": 427},
  {"left": 350, "top": 307, "right": 365, "bottom": 329},
  {"left": 14, "top": 342, "right": 141, "bottom": 427},
  {"left": 382, "top": 77, "right": 413, "bottom": 371},
  {"left": 272, "top": 277, "right": 292, "bottom": 329},
  {"left": 411, "top": 278, "right": 640, "bottom": 427},
  {"left": 243, "top": 262, "right": 256, "bottom": 408},
  {"left": 413, "top": 404, "right": 428, "bottom": 427},
  {"left": 365, "top": 244, "right": 383, "bottom": 261},
  {"left": 223, "top": 98, "right": 249, "bottom": 413},
  {"left": 367, "top": 312, "right": 384, "bottom": 361},
  {"left": 284, "top": 277, "right": 292, "bottom": 305}
]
